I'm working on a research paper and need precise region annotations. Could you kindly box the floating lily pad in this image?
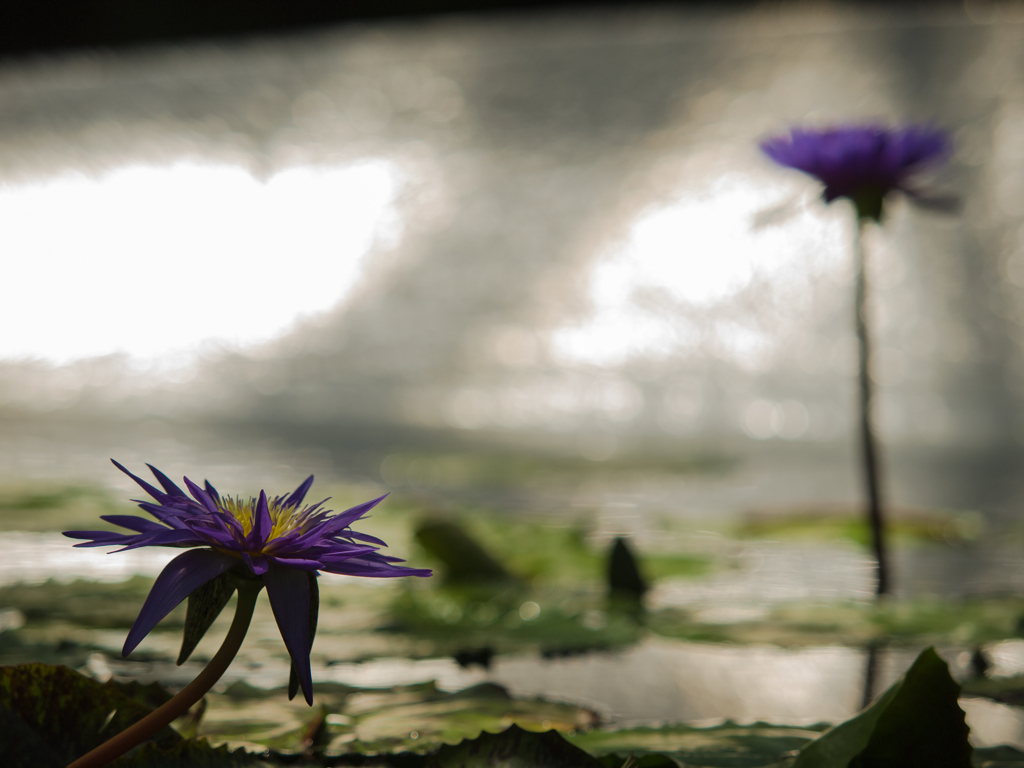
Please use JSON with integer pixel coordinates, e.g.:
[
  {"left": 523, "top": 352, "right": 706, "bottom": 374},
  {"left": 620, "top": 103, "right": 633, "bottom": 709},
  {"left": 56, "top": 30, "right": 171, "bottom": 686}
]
[
  {"left": 423, "top": 724, "right": 605, "bottom": 768},
  {"left": 571, "top": 722, "right": 826, "bottom": 767},
  {"left": 193, "top": 679, "right": 597, "bottom": 756}
]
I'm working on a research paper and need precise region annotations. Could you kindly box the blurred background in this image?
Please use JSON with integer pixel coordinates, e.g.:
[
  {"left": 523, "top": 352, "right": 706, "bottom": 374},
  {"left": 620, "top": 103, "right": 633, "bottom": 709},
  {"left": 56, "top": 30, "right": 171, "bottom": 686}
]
[{"left": 7, "top": 0, "right": 1024, "bottom": 756}]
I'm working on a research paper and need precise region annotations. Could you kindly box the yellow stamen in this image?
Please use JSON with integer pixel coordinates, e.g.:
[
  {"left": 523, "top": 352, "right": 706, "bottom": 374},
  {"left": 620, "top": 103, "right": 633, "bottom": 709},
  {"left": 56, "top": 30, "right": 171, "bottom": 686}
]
[{"left": 219, "top": 496, "right": 307, "bottom": 544}]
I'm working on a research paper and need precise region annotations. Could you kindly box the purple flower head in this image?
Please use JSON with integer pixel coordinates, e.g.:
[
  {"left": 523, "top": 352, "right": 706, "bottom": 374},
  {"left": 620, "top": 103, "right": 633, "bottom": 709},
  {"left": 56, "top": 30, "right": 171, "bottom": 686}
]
[
  {"left": 64, "top": 460, "right": 430, "bottom": 704},
  {"left": 760, "top": 124, "right": 951, "bottom": 220}
]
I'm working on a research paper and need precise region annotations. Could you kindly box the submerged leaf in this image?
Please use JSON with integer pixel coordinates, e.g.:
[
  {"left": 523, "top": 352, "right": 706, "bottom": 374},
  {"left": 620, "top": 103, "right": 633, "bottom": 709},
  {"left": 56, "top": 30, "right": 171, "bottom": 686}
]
[
  {"left": 424, "top": 724, "right": 604, "bottom": 768},
  {"left": 607, "top": 537, "right": 647, "bottom": 603},
  {"left": 178, "top": 571, "right": 237, "bottom": 665},
  {"left": 793, "top": 647, "right": 970, "bottom": 768},
  {"left": 416, "top": 520, "right": 518, "bottom": 584}
]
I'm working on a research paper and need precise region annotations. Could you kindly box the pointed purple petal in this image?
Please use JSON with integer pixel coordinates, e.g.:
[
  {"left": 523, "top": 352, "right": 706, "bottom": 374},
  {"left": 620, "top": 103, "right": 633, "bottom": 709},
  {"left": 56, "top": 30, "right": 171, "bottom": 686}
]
[
  {"left": 112, "top": 459, "right": 171, "bottom": 503},
  {"left": 184, "top": 477, "right": 219, "bottom": 513},
  {"left": 123, "top": 549, "right": 238, "bottom": 656},
  {"left": 204, "top": 480, "right": 221, "bottom": 504},
  {"left": 244, "top": 552, "right": 269, "bottom": 575},
  {"left": 137, "top": 502, "right": 195, "bottom": 527},
  {"left": 334, "top": 530, "right": 388, "bottom": 546},
  {"left": 99, "top": 515, "right": 168, "bottom": 533},
  {"left": 284, "top": 476, "right": 315, "bottom": 508},
  {"left": 146, "top": 464, "right": 189, "bottom": 498},
  {"left": 249, "top": 490, "right": 272, "bottom": 546},
  {"left": 63, "top": 530, "right": 138, "bottom": 546},
  {"left": 321, "top": 495, "right": 388, "bottom": 535},
  {"left": 263, "top": 561, "right": 313, "bottom": 704},
  {"left": 322, "top": 556, "right": 432, "bottom": 578},
  {"left": 111, "top": 529, "right": 205, "bottom": 552}
]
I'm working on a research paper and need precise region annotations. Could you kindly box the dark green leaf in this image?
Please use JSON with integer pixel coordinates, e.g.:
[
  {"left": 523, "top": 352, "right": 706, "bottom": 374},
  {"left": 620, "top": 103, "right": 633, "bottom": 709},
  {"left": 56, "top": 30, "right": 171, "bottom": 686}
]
[
  {"left": 415, "top": 520, "right": 518, "bottom": 584},
  {"left": 973, "top": 745, "right": 1024, "bottom": 767},
  {"left": 0, "top": 663, "right": 181, "bottom": 766},
  {"left": 0, "top": 698, "right": 64, "bottom": 768},
  {"left": 607, "top": 537, "right": 647, "bottom": 603},
  {"left": 178, "top": 571, "right": 236, "bottom": 665},
  {"left": 424, "top": 724, "right": 605, "bottom": 768},
  {"left": 289, "top": 571, "right": 319, "bottom": 701},
  {"left": 111, "top": 738, "right": 261, "bottom": 767},
  {"left": 793, "top": 647, "right": 971, "bottom": 768}
]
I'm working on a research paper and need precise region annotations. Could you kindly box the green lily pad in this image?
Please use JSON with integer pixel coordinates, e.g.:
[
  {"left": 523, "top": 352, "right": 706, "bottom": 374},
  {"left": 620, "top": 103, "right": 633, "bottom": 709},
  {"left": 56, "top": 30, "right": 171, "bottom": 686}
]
[
  {"left": 571, "top": 722, "right": 826, "bottom": 767},
  {"left": 193, "top": 679, "right": 597, "bottom": 756},
  {"left": 792, "top": 647, "right": 970, "bottom": 768},
  {"left": 423, "top": 724, "right": 605, "bottom": 768},
  {"left": 974, "top": 745, "right": 1024, "bottom": 768}
]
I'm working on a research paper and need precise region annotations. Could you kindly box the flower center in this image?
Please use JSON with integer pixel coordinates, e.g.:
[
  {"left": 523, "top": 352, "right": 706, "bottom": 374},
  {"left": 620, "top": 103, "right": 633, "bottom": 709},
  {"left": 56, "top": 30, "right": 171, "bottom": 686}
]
[{"left": 218, "top": 496, "right": 307, "bottom": 543}]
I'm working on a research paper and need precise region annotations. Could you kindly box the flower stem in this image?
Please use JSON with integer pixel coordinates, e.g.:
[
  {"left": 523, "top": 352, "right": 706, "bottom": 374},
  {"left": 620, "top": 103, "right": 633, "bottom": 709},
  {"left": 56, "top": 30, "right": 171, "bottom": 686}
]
[
  {"left": 68, "top": 583, "right": 261, "bottom": 768},
  {"left": 853, "top": 218, "right": 890, "bottom": 597}
]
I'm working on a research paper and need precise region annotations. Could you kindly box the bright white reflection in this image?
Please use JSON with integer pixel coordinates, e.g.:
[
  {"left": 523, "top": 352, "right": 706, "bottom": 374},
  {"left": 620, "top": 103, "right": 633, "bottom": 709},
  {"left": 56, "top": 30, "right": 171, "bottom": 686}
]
[
  {"left": 0, "top": 160, "right": 401, "bottom": 363},
  {"left": 553, "top": 172, "right": 845, "bottom": 367}
]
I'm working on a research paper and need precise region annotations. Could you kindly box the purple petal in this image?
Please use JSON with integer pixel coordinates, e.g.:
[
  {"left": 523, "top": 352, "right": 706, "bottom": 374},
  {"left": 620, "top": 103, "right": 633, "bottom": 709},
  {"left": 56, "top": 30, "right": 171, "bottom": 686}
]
[
  {"left": 111, "top": 528, "right": 205, "bottom": 552},
  {"left": 63, "top": 530, "right": 138, "bottom": 546},
  {"left": 187, "top": 524, "right": 239, "bottom": 549},
  {"left": 112, "top": 459, "right": 172, "bottom": 503},
  {"left": 249, "top": 490, "right": 272, "bottom": 547},
  {"left": 321, "top": 495, "right": 388, "bottom": 535},
  {"left": 137, "top": 502, "right": 195, "bottom": 527},
  {"left": 205, "top": 482, "right": 223, "bottom": 508},
  {"left": 263, "top": 561, "right": 314, "bottom": 704},
  {"left": 322, "top": 554, "right": 431, "bottom": 578},
  {"left": 269, "top": 557, "right": 324, "bottom": 571},
  {"left": 334, "top": 530, "right": 387, "bottom": 546},
  {"left": 123, "top": 549, "right": 238, "bottom": 656},
  {"left": 244, "top": 552, "right": 269, "bottom": 575},
  {"left": 146, "top": 464, "right": 189, "bottom": 498},
  {"left": 184, "top": 477, "right": 219, "bottom": 514},
  {"left": 99, "top": 515, "right": 168, "bottom": 533},
  {"left": 284, "top": 476, "right": 315, "bottom": 508}
]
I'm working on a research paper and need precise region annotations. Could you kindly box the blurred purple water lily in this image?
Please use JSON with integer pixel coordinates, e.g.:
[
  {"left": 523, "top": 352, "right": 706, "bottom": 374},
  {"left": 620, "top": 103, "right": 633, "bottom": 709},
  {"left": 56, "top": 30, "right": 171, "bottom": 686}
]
[
  {"left": 760, "top": 124, "right": 952, "bottom": 220},
  {"left": 64, "top": 460, "right": 430, "bottom": 703}
]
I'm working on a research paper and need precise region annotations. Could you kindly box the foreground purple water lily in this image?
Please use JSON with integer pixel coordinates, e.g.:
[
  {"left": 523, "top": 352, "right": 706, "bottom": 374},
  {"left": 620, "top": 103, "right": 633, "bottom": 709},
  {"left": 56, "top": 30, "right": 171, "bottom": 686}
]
[
  {"left": 760, "top": 124, "right": 951, "bottom": 220},
  {"left": 64, "top": 461, "right": 430, "bottom": 768},
  {"left": 65, "top": 460, "right": 429, "bottom": 701}
]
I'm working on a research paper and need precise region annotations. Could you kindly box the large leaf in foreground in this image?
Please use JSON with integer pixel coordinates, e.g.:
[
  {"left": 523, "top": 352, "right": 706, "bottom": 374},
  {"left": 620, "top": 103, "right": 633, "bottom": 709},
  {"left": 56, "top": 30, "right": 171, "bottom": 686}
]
[
  {"left": 793, "top": 647, "right": 970, "bottom": 768},
  {"left": 0, "top": 663, "right": 180, "bottom": 766},
  {"left": 424, "top": 724, "right": 605, "bottom": 768},
  {"left": 112, "top": 739, "right": 260, "bottom": 767}
]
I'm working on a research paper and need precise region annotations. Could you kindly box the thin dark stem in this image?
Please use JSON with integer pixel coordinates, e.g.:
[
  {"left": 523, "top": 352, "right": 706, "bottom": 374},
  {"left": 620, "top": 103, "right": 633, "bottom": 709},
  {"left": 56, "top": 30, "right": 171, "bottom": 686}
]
[
  {"left": 853, "top": 219, "right": 890, "bottom": 597},
  {"left": 861, "top": 641, "right": 882, "bottom": 710},
  {"left": 67, "top": 584, "right": 261, "bottom": 768}
]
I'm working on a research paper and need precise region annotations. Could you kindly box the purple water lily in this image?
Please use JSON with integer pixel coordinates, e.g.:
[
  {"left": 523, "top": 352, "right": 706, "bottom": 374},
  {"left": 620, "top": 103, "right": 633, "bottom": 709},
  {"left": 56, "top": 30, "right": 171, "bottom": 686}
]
[
  {"left": 64, "top": 460, "right": 430, "bottom": 704},
  {"left": 760, "top": 124, "right": 951, "bottom": 219}
]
